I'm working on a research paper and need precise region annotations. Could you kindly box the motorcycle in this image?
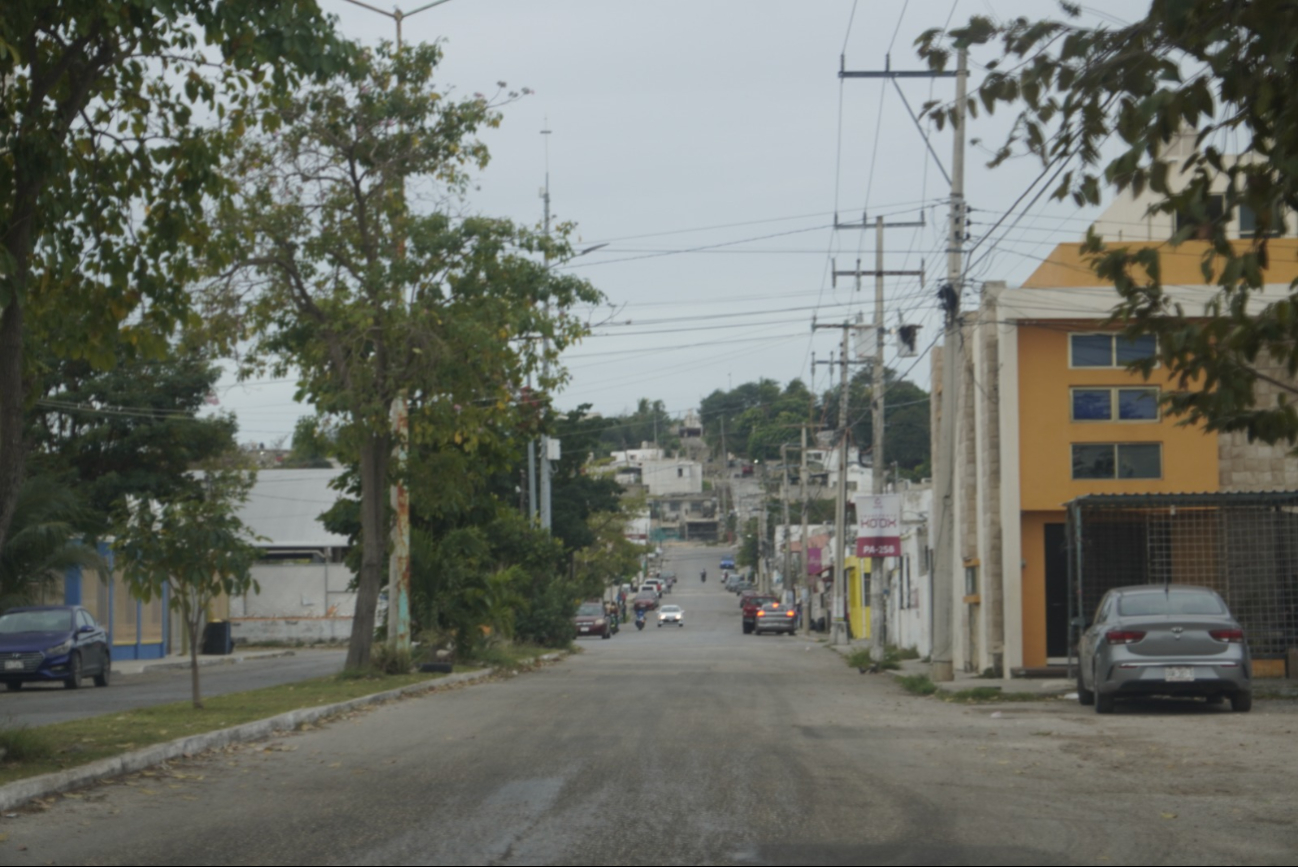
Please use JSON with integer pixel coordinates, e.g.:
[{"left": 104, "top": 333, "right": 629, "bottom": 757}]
[{"left": 635, "top": 611, "right": 646, "bottom": 631}]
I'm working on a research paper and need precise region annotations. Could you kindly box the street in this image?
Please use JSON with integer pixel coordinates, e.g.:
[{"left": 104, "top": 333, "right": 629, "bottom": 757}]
[{"left": 4, "top": 546, "right": 1298, "bottom": 865}]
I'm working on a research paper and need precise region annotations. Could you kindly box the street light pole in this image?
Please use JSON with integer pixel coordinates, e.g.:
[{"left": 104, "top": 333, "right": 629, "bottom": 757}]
[{"left": 338, "top": 0, "right": 454, "bottom": 657}]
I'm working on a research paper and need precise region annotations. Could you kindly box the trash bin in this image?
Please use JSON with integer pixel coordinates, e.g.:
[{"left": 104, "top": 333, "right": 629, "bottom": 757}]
[{"left": 201, "top": 620, "right": 234, "bottom": 655}]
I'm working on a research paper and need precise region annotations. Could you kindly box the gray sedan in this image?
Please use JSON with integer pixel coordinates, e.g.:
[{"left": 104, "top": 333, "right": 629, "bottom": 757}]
[{"left": 1076, "top": 585, "right": 1252, "bottom": 713}]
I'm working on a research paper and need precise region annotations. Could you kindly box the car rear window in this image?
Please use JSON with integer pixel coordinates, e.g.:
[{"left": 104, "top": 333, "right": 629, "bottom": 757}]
[{"left": 1118, "top": 590, "right": 1226, "bottom": 617}]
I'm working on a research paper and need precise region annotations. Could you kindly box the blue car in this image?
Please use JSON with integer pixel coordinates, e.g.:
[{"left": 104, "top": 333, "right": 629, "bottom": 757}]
[
  {"left": 0, "top": 606, "right": 111, "bottom": 691},
  {"left": 720, "top": 556, "right": 735, "bottom": 570}
]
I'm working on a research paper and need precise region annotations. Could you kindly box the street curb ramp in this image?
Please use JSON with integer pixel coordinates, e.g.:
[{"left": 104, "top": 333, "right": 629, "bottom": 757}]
[{"left": 0, "top": 653, "right": 564, "bottom": 812}]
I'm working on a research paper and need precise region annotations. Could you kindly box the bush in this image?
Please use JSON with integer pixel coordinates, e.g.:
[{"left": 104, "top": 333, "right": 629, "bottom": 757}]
[
  {"left": 0, "top": 722, "right": 54, "bottom": 763},
  {"left": 896, "top": 674, "right": 939, "bottom": 696}
]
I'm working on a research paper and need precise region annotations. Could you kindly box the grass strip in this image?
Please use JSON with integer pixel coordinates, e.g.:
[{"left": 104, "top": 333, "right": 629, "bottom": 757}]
[
  {"left": 0, "top": 669, "right": 452, "bottom": 786},
  {"left": 892, "top": 675, "right": 1047, "bottom": 703}
]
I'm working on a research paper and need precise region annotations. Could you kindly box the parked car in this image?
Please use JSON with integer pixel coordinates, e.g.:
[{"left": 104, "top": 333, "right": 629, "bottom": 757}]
[
  {"left": 0, "top": 605, "right": 111, "bottom": 690},
  {"left": 658, "top": 604, "right": 684, "bottom": 627},
  {"left": 720, "top": 556, "right": 735, "bottom": 571},
  {"left": 753, "top": 601, "right": 798, "bottom": 635},
  {"left": 741, "top": 594, "right": 779, "bottom": 634},
  {"left": 573, "top": 600, "right": 612, "bottom": 640},
  {"left": 1076, "top": 585, "right": 1252, "bottom": 713}
]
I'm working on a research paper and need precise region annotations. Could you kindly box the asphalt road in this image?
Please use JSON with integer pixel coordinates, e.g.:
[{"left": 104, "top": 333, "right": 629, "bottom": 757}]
[
  {"left": 6, "top": 543, "right": 1298, "bottom": 865},
  {"left": 0, "top": 651, "right": 347, "bottom": 727}
]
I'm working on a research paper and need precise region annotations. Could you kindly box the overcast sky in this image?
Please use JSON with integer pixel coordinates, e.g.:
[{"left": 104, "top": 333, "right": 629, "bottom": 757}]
[{"left": 218, "top": 0, "right": 1138, "bottom": 446}]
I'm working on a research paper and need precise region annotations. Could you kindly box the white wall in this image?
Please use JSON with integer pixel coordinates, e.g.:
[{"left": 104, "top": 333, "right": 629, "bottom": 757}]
[{"left": 232, "top": 563, "right": 357, "bottom": 619}]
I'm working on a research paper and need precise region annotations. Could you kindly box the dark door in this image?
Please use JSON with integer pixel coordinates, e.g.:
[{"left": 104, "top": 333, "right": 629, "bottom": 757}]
[{"left": 1044, "top": 523, "right": 1069, "bottom": 658}]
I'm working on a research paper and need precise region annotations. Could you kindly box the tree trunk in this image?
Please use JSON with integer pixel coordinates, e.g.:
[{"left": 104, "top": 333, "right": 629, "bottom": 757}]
[
  {"left": 0, "top": 299, "right": 25, "bottom": 557},
  {"left": 188, "top": 611, "right": 203, "bottom": 709},
  {"left": 345, "top": 432, "right": 390, "bottom": 671}
]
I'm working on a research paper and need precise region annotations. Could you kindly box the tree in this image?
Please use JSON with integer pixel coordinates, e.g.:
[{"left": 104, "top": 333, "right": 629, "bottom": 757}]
[
  {"left": 0, "top": 475, "right": 106, "bottom": 612},
  {"left": 26, "top": 348, "right": 238, "bottom": 533},
  {"left": 114, "top": 465, "right": 262, "bottom": 708},
  {"left": 0, "top": 2, "right": 348, "bottom": 561},
  {"left": 918, "top": 1, "right": 1298, "bottom": 445},
  {"left": 217, "top": 43, "right": 601, "bottom": 671}
]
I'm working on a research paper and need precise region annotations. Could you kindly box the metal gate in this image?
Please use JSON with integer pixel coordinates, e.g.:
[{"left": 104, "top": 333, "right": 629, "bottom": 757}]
[{"left": 1066, "top": 492, "right": 1298, "bottom": 666}]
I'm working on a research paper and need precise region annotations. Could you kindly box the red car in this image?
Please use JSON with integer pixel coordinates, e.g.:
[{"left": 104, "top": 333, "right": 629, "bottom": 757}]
[{"left": 573, "top": 601, "right": 612, "bottom": 639}]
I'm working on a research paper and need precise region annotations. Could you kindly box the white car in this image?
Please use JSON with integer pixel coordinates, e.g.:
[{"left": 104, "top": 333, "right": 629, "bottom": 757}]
[{"left": 658, "top": 604, "right": 684, "bottom": 627}]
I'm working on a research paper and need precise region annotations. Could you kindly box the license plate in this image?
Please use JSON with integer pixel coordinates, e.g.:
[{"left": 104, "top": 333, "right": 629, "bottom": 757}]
[
  {"left": 1165, "top": 666, "right": 1194, "bottom": 682},
  {"left": 4, "top": 660, "right": 23, "bottom": 671},
  {"left": 579, "top": 627, "right": 589, "bottom": 632}
]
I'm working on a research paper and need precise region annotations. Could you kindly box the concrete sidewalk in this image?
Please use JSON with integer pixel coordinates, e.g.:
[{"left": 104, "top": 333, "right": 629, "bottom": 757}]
[
  {"left": 830, "top": 639, "right": 1075, "bottom": 697},
  {"left": 112, "top": 649, "right": 299, "bottom": 676}
]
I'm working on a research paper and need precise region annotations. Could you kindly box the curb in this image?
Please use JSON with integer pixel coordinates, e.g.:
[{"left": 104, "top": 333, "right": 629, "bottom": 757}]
[
  {"left": 126, "top": 650, "right": 298, "bottom": 675},
  {"left": 0, "top": 652, "right": 565, "bottom": 812}
]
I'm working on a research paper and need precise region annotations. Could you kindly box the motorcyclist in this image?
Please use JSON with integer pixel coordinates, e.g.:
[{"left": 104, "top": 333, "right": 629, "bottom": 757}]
[
  {"left": 634, "top": 608, "right": 646, "bottom": 630},
  {"left": 701, "top": 568, "right": 707, "bottom": 583}
]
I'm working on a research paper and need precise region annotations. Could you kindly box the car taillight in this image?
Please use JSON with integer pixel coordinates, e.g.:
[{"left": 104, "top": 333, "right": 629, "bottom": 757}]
[
  {"left": 1105, "top": 629, "right": 1146, "bottom": 645},
  {"left": 786, "top": 610, "right": 796, "bottom": 617},
  {"left": 1210, "top": 629, "right": 1245, "bottom": 643},
  {"left": 756, "top": 611, "right": 765, "bottom": 617}
]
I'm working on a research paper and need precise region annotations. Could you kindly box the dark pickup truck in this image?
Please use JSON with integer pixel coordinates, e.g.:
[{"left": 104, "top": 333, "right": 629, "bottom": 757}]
[{"left": 741, "top": 594, "right": 778, "bottom": 634}]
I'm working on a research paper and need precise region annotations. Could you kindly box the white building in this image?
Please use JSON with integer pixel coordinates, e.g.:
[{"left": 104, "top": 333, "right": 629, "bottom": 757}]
[{"left": 226, "top": 468, "right": 357, "bottom": 644}]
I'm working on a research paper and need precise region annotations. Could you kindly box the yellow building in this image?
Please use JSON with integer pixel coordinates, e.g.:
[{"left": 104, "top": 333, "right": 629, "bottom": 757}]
[{"left": 940, "top": 176, "right": 1298, "bottom": 673}]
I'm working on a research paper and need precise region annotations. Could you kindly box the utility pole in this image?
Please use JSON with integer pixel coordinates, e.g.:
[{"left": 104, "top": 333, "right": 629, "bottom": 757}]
[
  {"left": 720, "top": 416, "right": 730, "bottom": 543},
  {"left": 931, "top": 48, "right": 968, "bottom": 682},
  {"left": 840, "top": 48, "right": 966, "bottom": 681},
  {"left": 757, "top": 492, "right": 768, "bottom": 594},
  {"left": 539, "top": 123, "right": 554, "bottom": 533},
  {"left": 828, "top": 222, "right": 922, "bottom": 651},
  {"left": 871, "top": 216, "right": 887, "bottom": 658},
  {"left": 781, "top": 443, "right": 793, "bottom": 606},
  {"left": 341, "top": 0, "right": 456, "bottom": 658},
  {"left": 811, "top": 325, "right": 855, "bottom": 646},
  {"left": 800, "top": 423, "right": 811, "bottom": 635}
]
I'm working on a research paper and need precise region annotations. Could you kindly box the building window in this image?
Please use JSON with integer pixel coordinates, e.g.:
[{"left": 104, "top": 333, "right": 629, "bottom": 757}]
[
  {"left": 1069, "top": 333, "right": 1156, "bottom": 368},
  {"left": 1240, "top": 202, "right": 1286, "bottom": 238},
  {"left": 1175, "top": 193, "right": 1224, "bottom": 239},
  {"left": 1071, "top": 443, "right": 1162, "bottom": 480},
  {"left": 1071, "top": 387, "right": 1160, "bottom": 422}
]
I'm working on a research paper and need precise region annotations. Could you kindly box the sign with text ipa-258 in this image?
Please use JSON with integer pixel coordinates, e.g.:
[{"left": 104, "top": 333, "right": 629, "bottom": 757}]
[{"left": 855, "top": 494, "right": 901, "bottom": 558}]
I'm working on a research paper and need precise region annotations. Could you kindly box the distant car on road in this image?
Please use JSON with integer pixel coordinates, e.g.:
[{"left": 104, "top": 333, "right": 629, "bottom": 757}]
[
  {"left": 0, "top": 606, "right": 111, "bottom": 690},
  {"left": 741, "top": 594, "right": 779, "bottom": 634},
  {"left": 633, "top": 592, "right": 659, "bottom": 613},
  {"left": 1076, "top": 585, "right": 1252, "bottom": 713},
  {"left": 658, "top": 605, "right": 684, "bottom": 627},
  {"left": 720, "top": 556, "right": 735, "bottom": 571},
  {"left": 753, "top": 601, "right": 798, "bottom": 635}
]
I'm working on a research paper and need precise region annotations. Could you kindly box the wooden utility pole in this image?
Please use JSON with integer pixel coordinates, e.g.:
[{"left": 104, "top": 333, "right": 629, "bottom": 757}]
[{"left": 800, "top": 423, "right": 811, "bottom": 635}]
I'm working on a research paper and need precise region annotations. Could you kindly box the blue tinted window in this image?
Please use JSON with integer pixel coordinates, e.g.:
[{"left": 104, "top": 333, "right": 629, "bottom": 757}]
[
  {"left": 1115, "top": 334, "right": 1157, "bottom": 364},
  {"left": 1071, "top": 334, "right": 1113, "bottom": 367},
  {"left": 1072, "top": 390, "right": 1112, "bottom": 421},
  {"left": 1118, "top": 389, "right": 1159, "bottom": 421}
]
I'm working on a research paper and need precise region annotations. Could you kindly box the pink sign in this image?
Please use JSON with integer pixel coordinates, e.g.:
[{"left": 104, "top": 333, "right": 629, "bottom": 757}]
[
  {"left": 855, "top": 494, "right": 901, "bottom": 558},
  {"left": 806, "top": 546, "right": 822, "bottom": 575}
]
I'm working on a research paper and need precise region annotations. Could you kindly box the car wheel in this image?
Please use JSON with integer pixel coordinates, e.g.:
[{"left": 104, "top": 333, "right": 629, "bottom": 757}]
[
  {"left": 3, "top": 681, "right": 21, "bottom": 692},
  {"left": 94, "top": 654, "right": 111, "bottom": 687},
  {"left": 1094, "top": 689, "right": 1114, "bottom": 714},
  {"left": 1231, "top": 690, "right": 1253, "bottom": 713},
  {"left": 64, "top": 652, "right": 82, "bottom": 690},
  {"left": 1076, "top": 668, "right": 1094, "bottom": 706}
]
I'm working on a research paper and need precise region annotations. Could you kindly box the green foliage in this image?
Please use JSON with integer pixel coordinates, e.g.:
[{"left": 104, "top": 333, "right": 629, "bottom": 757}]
[
  {"left": 597, "top": 398, "right": 680, "bottom": 456},
  {"left": 737, "top": 516, "right": 760, "bottom": 569},
  {"left": 896, "top": 674, "right": 939, "bottom": 696},
  {"left": 26, "top": 350, "right": 238, "bottom": 534},
  {"left": 846, "top": 648, "right": 902, "bottom": 671},
  {"left": 282, "top": 417, "right": 335, "bottom": 469},
  {"left": 0, "top": 723, "right": 54, "bottom": 763},
  {"left": 0, "top": 0, "right": 350, "bottom": 559},
  {"left": 0, "top": 475, "right": 106, "bottom": 612},
  {"left": 113, "top": 464, "right": 263, "bottom": 708},
  {"left": 918, "top": 1, "right": 1298, "bottom": 445},
  {"left": 216, "top": 41, "right": 602, "bottom": 671}
]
